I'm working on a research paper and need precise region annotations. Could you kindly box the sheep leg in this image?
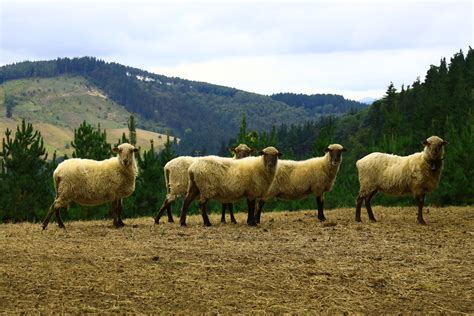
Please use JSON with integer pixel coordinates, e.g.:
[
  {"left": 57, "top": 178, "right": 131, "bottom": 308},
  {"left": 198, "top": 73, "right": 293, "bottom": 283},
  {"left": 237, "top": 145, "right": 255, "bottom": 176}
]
[
  {"left": 116, "top": 199, "right": 125, "bottom": 227},
  {"left": 365, "top": 191, "right": 377, "bottom": 222},
  {"left": 111, "top": 200, "right": 125, "bottom": 228},
  {"left": 55, "top": 208, "right": 65, "bottom": 229},
  {"left": 355, "top": 194, "right": 364, "bottom": 222},
  {"left": 199, "top": 200, "right": 212, "bottom": 227},
  {"left": 255, "top": 200, "right": 265, "bottom": 224},
  {"left": 221, "top": 203, "right": 227, "bottom": 223},
  {"left": 42, "top": 203, "right": 57, "bottom": 230},
  {"left": 316, "top": 196, "right": 326, "bottom": 221},
  {"left": 111, "top": 201, "right": 119, "bottom": 227},
  {"left": 154, "top": 199, "right": 171, "bottom": 224},
  {"left": 229, "top": 203, "right": 237, "bottom": 224},
  {"left": 179, "top": 183, "right": 200, "bottom": 227},
  {"left": 416, "top": 195, "right": 426, "bottom": 225},
  {"left": 246, "top": 199, "right": 257, "bottom": 226},
  {"left": 166, "top": 204, "right": 174, "bottom": 223}
]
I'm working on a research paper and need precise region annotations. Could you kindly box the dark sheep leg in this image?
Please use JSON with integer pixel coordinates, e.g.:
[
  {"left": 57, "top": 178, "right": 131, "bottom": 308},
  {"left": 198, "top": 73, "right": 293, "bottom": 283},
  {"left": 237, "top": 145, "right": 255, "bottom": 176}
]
[
  {"left": 355, "top": 194, "right": 364, "bottom": 222},
  {"left": 154, "top": 198, "right": 171, "bottom": 224},
  {"left": 228, "top": 203, "right": 237, "bottom": 224},
  {"left": 199, "top": 200, "right": 212, "bottom": 227},
  {"left": 55, "top": 207, "right": 65, "bottom": 228},
  {"left": 221, "top": 203, "right": 227, "bottom": 223},
  {"left": 316, "top": 196, "right": 326, "bottom": 221},
  {"left": 179, "top": 183, "right": 199, "bottom": 227},
  {"left": 416, "top": 195, "right": 426, "bottom": 225},
  {"left": 246, "top": 199, "right": 257, "bottom": 226},
  {"left": 42, "top": 203, "right": 57, "bottom": 230},
  {"left": 365, "top": 190, "right": 377, "bottom": 222},
  {"left": 255, "top": 200, "right": 265, "bottom": 224}
]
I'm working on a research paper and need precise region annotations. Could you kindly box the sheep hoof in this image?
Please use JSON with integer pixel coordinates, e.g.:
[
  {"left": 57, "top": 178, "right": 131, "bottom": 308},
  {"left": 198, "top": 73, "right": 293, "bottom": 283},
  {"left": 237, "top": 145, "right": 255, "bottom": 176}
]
[
  {"left": 42, "top": 225, "right": 48, "bottom": 230},
  {"left": 168, "top": 218, "right": 174, "bottom": 223},
  {"left": 418, "top": 219, "right": 427, "bottom": 225},
  {"left": 220, "top": 219, "right": 226, "bottom": 223},
  {"left": 153, "top": 217, "right": 160, "bottom": 224},
  {"left": 204, "top": 222, "right": 212, "bottom": 227},
  {"left": 231, "top": 220, "right": 237, "bottom": 224},
  {"left": 318, "top": 216, "right": 327, "bottom": 222},
  {"left": 369, "top": 218, "right": 377, "bottom": 223},
  {"left": 247, "top": 222, "right": 257, "bottom": 227},
  {"left": 355, "top": 218, "right": 362, "bottom": 222},
  {"left": 180, "top": 222, "right": 187, "bottom": 227},
  {"left": 58, "top": 224, "right": 65, "bottom": 229}
]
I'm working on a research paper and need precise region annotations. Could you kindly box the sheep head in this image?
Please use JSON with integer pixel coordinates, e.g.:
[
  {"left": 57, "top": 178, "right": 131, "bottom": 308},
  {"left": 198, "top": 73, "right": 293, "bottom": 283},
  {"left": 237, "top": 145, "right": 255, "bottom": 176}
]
[
  {"left": 422, "top": 136, "right": 448, "bottom": 171},
  {"left": 231, "top": 143, "right": 255, "bottom": 159},
  {"left": 259, "top": 146, "right": 282, "bottom": 169},
  {"left": 113, "top": 143, "right": 139, "bottom": 167},
  {"left": 325, "top": 144, "right": 347, "bottom": 166}
]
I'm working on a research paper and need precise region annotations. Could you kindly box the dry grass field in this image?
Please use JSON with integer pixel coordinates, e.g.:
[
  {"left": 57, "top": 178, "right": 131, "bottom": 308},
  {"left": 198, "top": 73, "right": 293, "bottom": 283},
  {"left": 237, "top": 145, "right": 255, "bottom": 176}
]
[{"left": 0, "top": 206, "right": 472, "bottom": 314}]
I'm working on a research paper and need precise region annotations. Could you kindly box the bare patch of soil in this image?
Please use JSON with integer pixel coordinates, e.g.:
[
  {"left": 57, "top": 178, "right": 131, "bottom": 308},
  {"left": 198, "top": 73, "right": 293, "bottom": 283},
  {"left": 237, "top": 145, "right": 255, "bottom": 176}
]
[{"left": 0, "top": 206, "right": 472, "bottom": 313}]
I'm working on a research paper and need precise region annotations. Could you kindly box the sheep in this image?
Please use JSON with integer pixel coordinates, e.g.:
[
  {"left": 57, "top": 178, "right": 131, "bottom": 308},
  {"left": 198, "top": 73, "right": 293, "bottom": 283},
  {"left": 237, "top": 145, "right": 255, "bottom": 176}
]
[
  {"left": 42, "top": 143, "right": 139, "bottom": 229},
  {"left": 179, "top": 146, "right": 282, "bottom": 227},
  {"left": 355, "top": 136, "right": 448, "bottom": 224},
  {"left": 255, "top": 144, "right": 347, "bottom": 223},
  {"left": 153, "top": 144, "right": 254, "bottom": 224}
]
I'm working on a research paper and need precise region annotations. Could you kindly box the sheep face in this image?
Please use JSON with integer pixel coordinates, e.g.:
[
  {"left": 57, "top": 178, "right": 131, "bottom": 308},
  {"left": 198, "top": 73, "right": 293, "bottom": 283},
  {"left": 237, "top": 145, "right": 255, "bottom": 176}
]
[
  {"left": 232, "top": 143, "right": 254, "bottom": 159},
  {"left": 259, "top": 146, "right": 282, "bottom": 169},
  {"left": 325, "top": 144, "right": 347, "bottom": 166},
  {"left": 113, "top": 143, "right": 139, "bottom": 167},
  {"left": 422, "top": 136, "right": 448, "bottom": 171}
]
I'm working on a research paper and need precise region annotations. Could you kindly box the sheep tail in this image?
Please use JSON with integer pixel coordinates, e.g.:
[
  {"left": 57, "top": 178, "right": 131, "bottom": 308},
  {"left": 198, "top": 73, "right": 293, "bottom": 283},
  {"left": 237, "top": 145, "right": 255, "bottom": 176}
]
[{"left": 164, "top": 168, "right": 171, "bottom": 195}]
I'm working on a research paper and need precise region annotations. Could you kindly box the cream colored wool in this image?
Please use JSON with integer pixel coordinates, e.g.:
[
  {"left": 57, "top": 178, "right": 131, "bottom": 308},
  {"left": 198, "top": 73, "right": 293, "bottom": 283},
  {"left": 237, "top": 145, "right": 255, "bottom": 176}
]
[
  {"left": 188, "top": 147, "right": 280, "bottom": 203},
  {"left": 265, "top": 144, "right": 344, "bottom": 200},
  {"left": 163, "top": 144, "right": 253, "bottom": 203},
  {"left": 356, "top": 136, "right": 446, "bottom": 197},
  {"left": 52, "top": 143, "right": 138, "bottom": 207}
]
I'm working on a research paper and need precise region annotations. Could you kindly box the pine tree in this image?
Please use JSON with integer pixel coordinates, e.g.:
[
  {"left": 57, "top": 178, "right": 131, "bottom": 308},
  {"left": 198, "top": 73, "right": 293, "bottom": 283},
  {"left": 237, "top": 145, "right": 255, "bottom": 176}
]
[
  {"left": 0, "top": 120, "right": 55, "bottom": 221},
  {"left": 71, "top": 121, "right": 112, "bottom": 160},
  {"left": 160, "top": 132, "right": 176, "bottom": 166},
  {"left": 127, "top": 114, "right": 137, "bottom": 146},
  {"left": 124, "top": 140, "right": 163, "bottom": 216}
]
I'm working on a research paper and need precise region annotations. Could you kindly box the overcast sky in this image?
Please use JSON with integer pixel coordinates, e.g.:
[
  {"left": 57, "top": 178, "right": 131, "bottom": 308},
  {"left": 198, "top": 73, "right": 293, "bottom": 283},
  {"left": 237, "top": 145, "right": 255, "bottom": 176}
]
[{"left": 1, "top": 0, "right": 472, "bottom": 100}]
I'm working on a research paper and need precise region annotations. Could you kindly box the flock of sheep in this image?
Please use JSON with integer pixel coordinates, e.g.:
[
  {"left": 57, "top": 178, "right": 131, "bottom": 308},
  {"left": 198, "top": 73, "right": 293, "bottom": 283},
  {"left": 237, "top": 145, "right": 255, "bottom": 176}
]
[{"left": 41, "top": 136, "right": 448, "bottom": 230}]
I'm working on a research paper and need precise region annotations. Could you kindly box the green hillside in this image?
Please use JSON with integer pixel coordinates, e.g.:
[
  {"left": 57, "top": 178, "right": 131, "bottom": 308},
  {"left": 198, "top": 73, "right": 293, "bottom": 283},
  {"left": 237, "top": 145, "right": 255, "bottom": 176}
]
[
  {"left": 0, "top": 58, "right": 366, "bottom": 153},
  {"left": 0, "top": 76, "right": 175, "bottom": 156}
]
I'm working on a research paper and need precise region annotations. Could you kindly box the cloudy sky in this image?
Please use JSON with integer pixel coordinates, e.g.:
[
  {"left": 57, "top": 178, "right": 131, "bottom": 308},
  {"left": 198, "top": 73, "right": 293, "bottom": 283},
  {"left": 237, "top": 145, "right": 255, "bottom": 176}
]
[{"left": 1, "top": 0, "right": 472, "bottom": 100}]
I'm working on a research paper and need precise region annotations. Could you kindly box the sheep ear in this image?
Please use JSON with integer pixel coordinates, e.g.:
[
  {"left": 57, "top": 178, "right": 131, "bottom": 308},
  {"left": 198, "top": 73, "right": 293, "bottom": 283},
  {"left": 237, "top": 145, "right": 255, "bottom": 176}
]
[
  {"left": 112, "top": 147, "right": 119, "bottom": 153},
  {"left": 229, "top": 148, "right": 236, "bottom": 154},
  {"left": 250, "top": 148, "right": 257, "bottom": 154},
  {"left": 277, "top": 152, "right": 283, "bottom": 158},
  {"left": 442, "top": 140, "right": 448, "bottom": 146},
  {"left": 133, "top": 147, "right": 139, "bottom": 153},
  {"left": 258, "top": 150, "right": 264, "bottom": 156},
  {"left": 325, "top": 147, "right": 331, "bottom": 152},
  {"left": 422, "top": 140, "right": 429, "bottom": 146},
  {"left": 342, "top": 147, "right": 347, "bottom": 152}
]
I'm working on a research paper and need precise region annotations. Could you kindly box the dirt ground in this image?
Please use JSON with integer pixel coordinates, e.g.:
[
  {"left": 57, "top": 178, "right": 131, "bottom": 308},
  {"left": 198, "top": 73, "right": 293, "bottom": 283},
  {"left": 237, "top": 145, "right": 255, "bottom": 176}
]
[{"left": 0, "top": 206, "right": 473, "bottom": 314}]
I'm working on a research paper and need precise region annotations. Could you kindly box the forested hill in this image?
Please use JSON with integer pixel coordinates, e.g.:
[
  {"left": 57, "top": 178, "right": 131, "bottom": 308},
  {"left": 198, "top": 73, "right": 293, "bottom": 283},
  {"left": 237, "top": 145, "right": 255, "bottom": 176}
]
[
  {"left": 0, "top": 57, "right": 365, "bottom": 153},
  {"left": 271, "top": 93, "right": 366, "bottom": 114},
  {"left": 263, "top": 48, "right": 473, "bottom": 207}
]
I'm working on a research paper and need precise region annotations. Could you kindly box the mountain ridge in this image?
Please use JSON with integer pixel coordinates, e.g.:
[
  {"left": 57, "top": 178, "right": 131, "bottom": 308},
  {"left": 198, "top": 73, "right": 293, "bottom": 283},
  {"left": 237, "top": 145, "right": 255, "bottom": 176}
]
[{"left": 0, "top": 57, "right": 367, "bottom": 153}]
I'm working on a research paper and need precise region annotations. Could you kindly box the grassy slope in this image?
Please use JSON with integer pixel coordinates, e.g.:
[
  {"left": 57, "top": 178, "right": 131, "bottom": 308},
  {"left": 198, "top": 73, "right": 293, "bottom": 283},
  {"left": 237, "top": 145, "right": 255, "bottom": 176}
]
[
  {"left": 0, "top": 76, "right": 175, "bottom": 156},
  {"left": 0, "top": 206, "right": 472, "bottom": 314}
]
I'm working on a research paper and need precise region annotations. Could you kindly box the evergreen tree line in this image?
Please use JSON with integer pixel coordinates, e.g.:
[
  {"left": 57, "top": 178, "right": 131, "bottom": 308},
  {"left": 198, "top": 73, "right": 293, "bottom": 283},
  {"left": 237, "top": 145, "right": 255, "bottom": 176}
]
[
  {"left": 222, "top": 48, "right": 473, "bottom": 211},
  {"left": 0, "top": 48, "right": 472, "bottom": 222},
  {"left": 0, "top": 116, "right": 177, "bottom": 223}
]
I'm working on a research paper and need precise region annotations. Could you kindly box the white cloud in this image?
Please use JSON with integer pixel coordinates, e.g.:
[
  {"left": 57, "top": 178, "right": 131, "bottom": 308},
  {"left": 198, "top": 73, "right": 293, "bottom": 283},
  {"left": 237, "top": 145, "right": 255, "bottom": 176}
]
[
  {"left": 1, "top": 0, "right": 472, "bottom": 99},
  {"left": 153, "top": 47, "right": 463, "bottom": 99}
]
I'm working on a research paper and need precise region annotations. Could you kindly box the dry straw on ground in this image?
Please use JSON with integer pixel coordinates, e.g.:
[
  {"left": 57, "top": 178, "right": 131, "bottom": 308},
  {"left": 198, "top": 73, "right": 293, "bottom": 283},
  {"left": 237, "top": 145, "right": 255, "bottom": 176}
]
[{"left": 0, "top": 206, "right": 473, "bottom": 313}]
